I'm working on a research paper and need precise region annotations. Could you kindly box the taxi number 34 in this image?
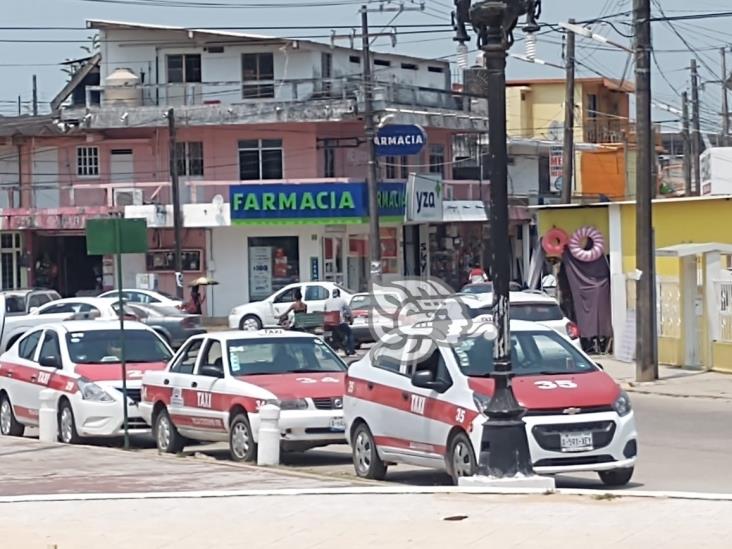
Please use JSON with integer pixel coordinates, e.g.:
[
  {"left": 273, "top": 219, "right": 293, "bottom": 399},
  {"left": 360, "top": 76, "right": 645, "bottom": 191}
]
[{"left": 534, "top": 380, "right": 578, "bottom": 390}]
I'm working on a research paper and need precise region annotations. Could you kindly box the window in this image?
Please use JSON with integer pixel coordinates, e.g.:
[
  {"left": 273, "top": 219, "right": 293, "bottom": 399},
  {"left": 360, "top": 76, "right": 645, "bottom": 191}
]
[
  {"left": 39, "top": 331, "right": 61, "bottom": 362},
  {"left": 1, "top": 232, "right": 22, "bottom": 290},
  {"left": 406, "top": 350, "right": 452, "bottom": 391},
  {"left": 200, "top": 339, "right": 223, "bottom": 369},
  {"left": 429, "top": 144, "right": 445, "bottom": 177},
  {"left": 242, "top": 53, "right": 275, "bottom": 99},
  {"left": 324, "top": 146, "right": 335, "bottom": 178},
  {"left": 28, "top": 293, "right": 52, "bottom": 309},
  {"left": 321, "top": 52, "right": 333, "bottom": 94},
  {"left": 64, "top": 330, "right": 172, "bottom": 364},
  {"left": 401, "top": 63, "right": 418, "bottom": 71},
  {"left": 248, "top": 236, "right": 300, "bottom": 301},
  {"left": 400, "top": 156, "right": 409, "bottom": 179},
  {"left": 349, "top": 55, "right": 361, "bottom": 64},
  {"left": 384, "top": 156, "right": 397, "bottom": 179},
  {"left": 238, "top": 139, "right": 283, "bottom": 180},
  {"left": 39, "top": 303, "right": 76, "bottom": 315},
  {"left": 167, "top": 54, "right": 202, "bottom": 84},
  {"left": 374, "top": 59, "right": 391, "bottom": 67},
  {"left": 77, "top": 147, "right": 99, "bottom": 177},
  {"left": 428, "top": 65, "right": 445, "bottom": 73},
  {"left": 304, "top": 285, "right": 329, "bottom": 301},
  {"left": 588, "top": 94, "right": 598, "bottom": 119},
  {"left": 170, "top": 339, "right": 203, "bottom": 374},
  {"left": 18, "top": 331, "right": 42, "bottom": 361},
  {"left": 511, "top": 303, "right": 563, "bottom": 322},
  {"left": 371, "top": 344, "right": 403, "bottom": 374},
  {"left": 227, "top": 338, "right": 345, "bottom": 376},
  {"left": 175, "top": 142, "right": 204, "bottom": 177},
  {"left": 274, "top": 288, "right": 297, "bottom": 304}
]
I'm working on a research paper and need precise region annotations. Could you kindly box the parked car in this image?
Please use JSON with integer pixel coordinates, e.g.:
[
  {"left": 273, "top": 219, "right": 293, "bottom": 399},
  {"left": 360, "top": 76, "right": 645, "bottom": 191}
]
[
  {"left": 124, "top": 303, "right": 205, "bottom": 349},
  {"left": 3, "top": 289, "right": 61, "bottom": 316},
  {"left": 1, "top": 297, "right": 138, "bottom": 353},
  {"left": 140, "top": 329, "right": 347, "bottom": 461},
  {"left": 98, "top": 289, "right": 183, "bottom": 307},
  {"left": 348, "top": 292, "right": 401, "bottom": 345},
  {"left": 0, "top": 318, "right": 173, "bottom": 443},
  {"left": 228, "top": 282, "right": 354, "bottom": 331},
  {"left": 344, "top": 319, "right": 637, "bottom": 486}
]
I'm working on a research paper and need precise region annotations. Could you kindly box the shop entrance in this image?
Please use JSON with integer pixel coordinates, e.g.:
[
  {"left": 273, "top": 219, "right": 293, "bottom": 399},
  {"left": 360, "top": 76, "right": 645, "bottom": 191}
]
[
  {"left": 323, "top": 236, "right": 345, "bottom": 285},
  {"left": 33, "top": 234, "right": 103, "bottom": 297}
]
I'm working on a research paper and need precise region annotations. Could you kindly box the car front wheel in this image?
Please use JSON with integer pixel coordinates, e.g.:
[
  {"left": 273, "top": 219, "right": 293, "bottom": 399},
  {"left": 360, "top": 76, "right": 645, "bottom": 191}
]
[
  {"left": 352, "top": 422, "right": 387, "bottom": 480},
  {"left": 599, "top": 467, "right": 634, "bottom": 487},
  {"left": 58, "top": 400, "right": 81, "bottom": 444},
  {"left": 446, "top": 431, "right": 477, "bottom": 485},
  {"left": 229, "top": 413, "right": 257, "bottom": 462},
  {"left": 0, "top": 394, "right": 24, "bottom": 437}
]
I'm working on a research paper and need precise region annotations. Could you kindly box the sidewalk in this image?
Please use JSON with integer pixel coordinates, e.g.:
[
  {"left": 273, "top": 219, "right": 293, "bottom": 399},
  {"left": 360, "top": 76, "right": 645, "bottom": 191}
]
[
  {"left": 2, "top": 492, "right": 731, "bottom": 548},
  {"left": 600, "top": 357, "right": 732, "bottom": 400}
]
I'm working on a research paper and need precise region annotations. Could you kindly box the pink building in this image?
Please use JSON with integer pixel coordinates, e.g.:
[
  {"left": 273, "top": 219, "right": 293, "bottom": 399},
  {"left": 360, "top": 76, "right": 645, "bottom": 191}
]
[{"left": 0, "top": 20, "right": 489, "bottom": 315}]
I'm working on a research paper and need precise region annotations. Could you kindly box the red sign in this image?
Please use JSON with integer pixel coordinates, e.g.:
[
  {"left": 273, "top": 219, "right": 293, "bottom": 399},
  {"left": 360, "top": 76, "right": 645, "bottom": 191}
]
[{"left": 1, "top": 207, "right": 120, "bottom": 231}]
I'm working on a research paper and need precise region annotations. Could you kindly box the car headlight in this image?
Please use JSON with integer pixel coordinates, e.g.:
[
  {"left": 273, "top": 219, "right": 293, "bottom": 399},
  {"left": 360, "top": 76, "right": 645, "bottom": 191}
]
[
  {"left": 613, "top": 390, "right": 632, "bottom": 417},
  {"left": 473, "top": 393, "right": 491, "bottom": 415},
  {"left": 278, "top": 398, "right": 309, "bottom": 411},
  {"left": 78, "top": 378, "right": 115, "bottom": 402}
]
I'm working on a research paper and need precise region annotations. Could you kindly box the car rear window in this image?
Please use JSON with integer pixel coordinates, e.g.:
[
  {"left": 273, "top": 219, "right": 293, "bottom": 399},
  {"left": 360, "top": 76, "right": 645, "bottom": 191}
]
[
  {"left": 227, "top": 337, "right": 346, "bottom": 376},
  {"left": 65, "top": 330, "right": 173, "bottom": 364},
  {"left": 511, "top": 303, "right": 563, "bottom": 322}
]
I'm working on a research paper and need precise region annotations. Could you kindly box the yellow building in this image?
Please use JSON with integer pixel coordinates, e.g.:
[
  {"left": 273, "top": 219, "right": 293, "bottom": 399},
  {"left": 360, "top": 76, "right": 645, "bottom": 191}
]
[{"left": 535, "top": 196, "right": 732, "bottom": 373}]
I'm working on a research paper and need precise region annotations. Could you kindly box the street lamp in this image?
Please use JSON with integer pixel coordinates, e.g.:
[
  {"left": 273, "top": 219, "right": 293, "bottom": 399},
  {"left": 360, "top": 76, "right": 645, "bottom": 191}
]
[{"left": 453, "top": 0, "right": 541, "bottom": 478}]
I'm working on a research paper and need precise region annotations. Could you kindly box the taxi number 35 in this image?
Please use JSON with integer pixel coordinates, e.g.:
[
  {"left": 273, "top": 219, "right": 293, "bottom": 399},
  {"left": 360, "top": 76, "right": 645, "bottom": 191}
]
[{"left": 534, "top": 380, "right": 578, "bottom": 390}]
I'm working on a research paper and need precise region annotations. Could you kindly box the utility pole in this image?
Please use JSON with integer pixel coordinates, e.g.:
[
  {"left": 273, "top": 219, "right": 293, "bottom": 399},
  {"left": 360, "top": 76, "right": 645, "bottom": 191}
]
[
  {"left": 722, "top": 47, "right": 730, "bottom": 146},
  {"left": 634, "top": 0, "right": 658, "bottom": 382},
  {"left": 360, "top": 5, "right": 382, "bottom": 287},
  {"left": 691, "top": 59, "right": 701, "bottom": 195},
  {"left": 167, "top": 108, "right": 184, "bottom": 300},
  {"left": 682, "top": 91, "right": 692, "bottom": 196},
  {"left": 561, "top": 18, "right": 576, "bottom": 204},
  {"left": 32, "top": 75, "right": 38, "bottom": 116}
]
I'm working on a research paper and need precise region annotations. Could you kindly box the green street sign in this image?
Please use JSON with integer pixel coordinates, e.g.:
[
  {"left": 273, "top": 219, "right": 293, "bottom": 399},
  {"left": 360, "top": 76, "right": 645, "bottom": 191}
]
[{"left": 86, "top": 218, "right": 148, "bottom": 255}]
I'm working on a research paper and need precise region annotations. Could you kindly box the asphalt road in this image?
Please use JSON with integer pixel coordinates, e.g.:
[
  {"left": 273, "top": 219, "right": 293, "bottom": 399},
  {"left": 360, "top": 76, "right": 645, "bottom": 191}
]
[{"left": 134, "top": 392, "right": 732, "bottom": 494}]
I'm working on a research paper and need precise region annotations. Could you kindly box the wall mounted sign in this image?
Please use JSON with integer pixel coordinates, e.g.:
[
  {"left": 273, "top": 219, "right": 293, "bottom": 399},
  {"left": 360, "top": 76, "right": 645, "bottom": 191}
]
[
  {"left": 145, "top": 249, "right": 203, "bottom": 272},
  {"left": 374, "top": 125, "right": 427, "bottom": 157},
  {"left": 405, "top": 173, "right": 444, "bottom": 224}
]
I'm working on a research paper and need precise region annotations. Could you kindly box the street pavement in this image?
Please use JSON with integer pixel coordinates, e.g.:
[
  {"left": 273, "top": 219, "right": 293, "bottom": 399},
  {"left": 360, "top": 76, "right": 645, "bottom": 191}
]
[{"left": 3, "top": 493, "right": 732, "bottom": 548}]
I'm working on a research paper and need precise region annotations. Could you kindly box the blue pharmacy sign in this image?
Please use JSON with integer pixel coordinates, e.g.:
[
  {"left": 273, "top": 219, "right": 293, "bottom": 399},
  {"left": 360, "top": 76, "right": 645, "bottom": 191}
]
[{"left": 374, "top": 124, "right": 427, "bottom": 157}]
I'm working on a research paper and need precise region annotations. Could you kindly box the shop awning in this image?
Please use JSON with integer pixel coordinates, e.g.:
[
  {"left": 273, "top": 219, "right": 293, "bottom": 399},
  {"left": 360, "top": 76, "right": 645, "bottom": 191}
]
[{"left": 442, "top": 201, "right": 488, "bottom": 223}]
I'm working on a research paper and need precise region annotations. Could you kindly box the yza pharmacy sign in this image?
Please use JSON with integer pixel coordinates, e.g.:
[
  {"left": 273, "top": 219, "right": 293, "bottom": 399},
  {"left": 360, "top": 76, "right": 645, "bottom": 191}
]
[
  {"left": 374, "top": 124, "right": 427, "bottom": 157},
  {"left": 405, "top": 173, "right": 444, "bottom": 223}
]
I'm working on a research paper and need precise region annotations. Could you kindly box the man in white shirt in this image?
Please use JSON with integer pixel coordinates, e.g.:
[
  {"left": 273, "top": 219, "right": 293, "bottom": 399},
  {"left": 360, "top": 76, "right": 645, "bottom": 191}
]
[{"left": 325, "top": 289, "right": 355, "bottom": 356}]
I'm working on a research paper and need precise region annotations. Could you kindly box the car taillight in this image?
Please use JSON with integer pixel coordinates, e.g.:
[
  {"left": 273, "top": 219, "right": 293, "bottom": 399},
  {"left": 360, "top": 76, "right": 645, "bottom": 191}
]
[{"left": 567, "top": 321, "right": 580, "bottom": 339}]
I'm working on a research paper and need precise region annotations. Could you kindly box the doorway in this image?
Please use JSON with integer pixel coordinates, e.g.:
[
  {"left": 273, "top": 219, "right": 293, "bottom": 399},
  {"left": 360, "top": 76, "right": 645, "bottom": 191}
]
[
  {"left": 34, "top": 234, "right": 103, "bottom": 297},
  {"left": 323, "top": 236, "right": 344, "bottom": 285}
]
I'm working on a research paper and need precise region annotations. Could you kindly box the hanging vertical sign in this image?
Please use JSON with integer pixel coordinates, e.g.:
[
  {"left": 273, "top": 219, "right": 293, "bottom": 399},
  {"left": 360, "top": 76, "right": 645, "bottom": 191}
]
[{"left": 550, "top": 145, "right": 563, "bottom": 192}]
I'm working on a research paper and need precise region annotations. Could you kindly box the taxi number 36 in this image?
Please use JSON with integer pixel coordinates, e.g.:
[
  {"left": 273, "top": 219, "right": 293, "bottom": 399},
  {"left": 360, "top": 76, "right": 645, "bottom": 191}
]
[{"left": 534, "top": 380, "right": 578, "bottom": 390}]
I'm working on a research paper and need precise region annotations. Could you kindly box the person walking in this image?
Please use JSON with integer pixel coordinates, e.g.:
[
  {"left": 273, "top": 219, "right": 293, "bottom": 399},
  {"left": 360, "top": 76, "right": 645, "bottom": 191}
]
[{"left": 324, "top": 288, "right": 355, "bottom": 356}]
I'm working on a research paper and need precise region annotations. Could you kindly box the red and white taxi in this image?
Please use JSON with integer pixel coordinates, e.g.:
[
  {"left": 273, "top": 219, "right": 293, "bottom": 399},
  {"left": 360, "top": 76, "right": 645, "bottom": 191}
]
[
  {"left": 140, "top": 329, "right": 347, "bottom": 462},
  {"left": 0, "top": 319, "right": 173, "bottom": 443},
  {"left": 344, "top": 320, "right": 638, "bottom": 486}
]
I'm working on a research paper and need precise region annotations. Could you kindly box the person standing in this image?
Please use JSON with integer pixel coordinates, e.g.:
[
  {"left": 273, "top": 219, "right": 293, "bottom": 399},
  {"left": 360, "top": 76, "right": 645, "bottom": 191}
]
[
  {"left": 324, "top": 288, "right": 355, "bottom": 356},
  {"left": 186, "top": 284, "right": 205, "bottom": 315}
]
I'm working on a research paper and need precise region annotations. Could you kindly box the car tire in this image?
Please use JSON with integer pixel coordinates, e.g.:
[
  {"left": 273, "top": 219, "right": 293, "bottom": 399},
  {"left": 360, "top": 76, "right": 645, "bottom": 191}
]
[
  {"left": 58, "top": 400, "right": 81, "bottom": 444},
  {"left": 598, "top": 467, "right": 634, "bottom": 487},
  {"left": 239, "top": 315, "right": 262, "bottom": 331},
  {"left": 229, "top": 413, "right": 257, "bottom": 462},
  {"left": 352, "top": 422, "right": 387, "bottom": 480},
  {"left": 154, "top": 408, "right": 186, "bottom": 454},
  {"left": 0, "top": 394, "right": 25, "bottom": 437},
  {"left": 446, "top": 431, "right": 477, "bottom": 485}
]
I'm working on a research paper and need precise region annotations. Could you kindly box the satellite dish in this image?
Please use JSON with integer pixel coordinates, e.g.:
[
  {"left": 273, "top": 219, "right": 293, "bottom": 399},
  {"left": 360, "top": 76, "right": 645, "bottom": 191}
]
[{"left": 212, "top": 194, "right": 224, "bottom": 207}]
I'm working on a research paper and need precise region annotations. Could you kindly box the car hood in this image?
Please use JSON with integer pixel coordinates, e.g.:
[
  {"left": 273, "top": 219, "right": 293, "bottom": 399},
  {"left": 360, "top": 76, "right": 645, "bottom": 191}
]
[
  {"left": 73, "top": 361, "right": 169, "bottom": 382},
  {"left": 234, "top": 372, "right": 345, "bottom": 400},
  {"left": 467, "top": 370, "right": 621, "bottom": 409}
]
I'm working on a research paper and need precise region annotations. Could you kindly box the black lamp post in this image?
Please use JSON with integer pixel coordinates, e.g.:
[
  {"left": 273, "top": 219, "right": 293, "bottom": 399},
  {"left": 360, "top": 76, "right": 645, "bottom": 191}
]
[{"left": 453, "top": 0, "right": 541, "bottom": 478}]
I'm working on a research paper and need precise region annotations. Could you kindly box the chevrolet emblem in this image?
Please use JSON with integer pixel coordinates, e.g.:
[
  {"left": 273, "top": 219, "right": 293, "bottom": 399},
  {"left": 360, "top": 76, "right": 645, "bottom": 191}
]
[{"left": 563, "top": 407, "right": 581, "bottom": 415}]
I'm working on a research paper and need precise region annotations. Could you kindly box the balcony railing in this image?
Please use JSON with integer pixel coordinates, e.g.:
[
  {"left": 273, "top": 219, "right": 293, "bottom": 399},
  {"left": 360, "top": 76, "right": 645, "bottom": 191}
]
[{"left": 584, "top": 116, "right": 631, "bottom": 144}]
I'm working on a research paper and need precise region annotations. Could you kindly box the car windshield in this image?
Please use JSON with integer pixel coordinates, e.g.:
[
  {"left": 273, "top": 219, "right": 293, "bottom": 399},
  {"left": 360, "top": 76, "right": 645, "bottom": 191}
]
[
  {"left": 65, "top": 330, "right": 173, "bottom": 364},
  {"left": 511, "top": 303, "right": 563, "bottom": 322},
  {"left": 451, "top": 330, "right": 596, "bottom": 377},
  {"left": 350, "top": 293, "right": 400, "bottom": 311},
  {"left": 460, "top": 283, "right": 493, "bottom": 294},
  {"left": 4, "top": 294, "right": 27, "bottom": 313},
  {"left": 227, "top": 337, "right": 346, "bottom": 376}
]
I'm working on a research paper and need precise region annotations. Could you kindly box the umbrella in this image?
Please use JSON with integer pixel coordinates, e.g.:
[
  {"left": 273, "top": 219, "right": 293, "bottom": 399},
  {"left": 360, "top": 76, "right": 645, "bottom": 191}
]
[{"left": 189, "top": 276, "right": 219, "bottom": 287}]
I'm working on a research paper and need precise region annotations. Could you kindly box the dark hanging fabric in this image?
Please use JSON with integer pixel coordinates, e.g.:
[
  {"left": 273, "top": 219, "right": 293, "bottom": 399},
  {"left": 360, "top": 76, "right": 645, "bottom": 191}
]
[{"left": 562, "top": 249, "right": 613, "bottom": 338}]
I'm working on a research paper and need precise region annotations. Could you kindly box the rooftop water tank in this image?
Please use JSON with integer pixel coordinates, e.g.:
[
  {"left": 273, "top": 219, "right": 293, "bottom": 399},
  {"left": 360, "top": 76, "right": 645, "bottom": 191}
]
[{"left": 103, "top": 68, "right": 142, "bottom": 107}]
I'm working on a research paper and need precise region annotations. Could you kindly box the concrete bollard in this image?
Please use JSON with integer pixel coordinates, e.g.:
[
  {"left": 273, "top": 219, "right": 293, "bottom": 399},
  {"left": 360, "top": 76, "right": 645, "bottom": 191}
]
[
  {"left": 38, "top": 389, "right": 58, "bottom": 443},
  {"left": 257, "top": 404, "right": 281, "bottom": 466}
]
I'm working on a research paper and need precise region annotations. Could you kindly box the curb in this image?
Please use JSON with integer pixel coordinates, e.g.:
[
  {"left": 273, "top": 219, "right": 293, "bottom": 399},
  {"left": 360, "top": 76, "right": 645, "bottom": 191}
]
[
  {"left": 620, "top": 382, "right": 732, "bottom": 401},
  {"left": 3, "top": 485, "right": 732, "bottom": 505}
]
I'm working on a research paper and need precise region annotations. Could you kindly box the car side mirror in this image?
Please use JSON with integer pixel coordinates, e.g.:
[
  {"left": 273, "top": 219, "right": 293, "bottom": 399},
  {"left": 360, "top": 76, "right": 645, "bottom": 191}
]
[
  {"left": 199, "top": 364, "right": 224, "bottom": 378},
  {"left": 39, "top": 355, "right": 61, "bottom": 369},
  {"left": 595, "top": 362, "right": 605, "bottom": 371},
  {"left": 412, "top": 369, "right": 447, "bottom": 392}
]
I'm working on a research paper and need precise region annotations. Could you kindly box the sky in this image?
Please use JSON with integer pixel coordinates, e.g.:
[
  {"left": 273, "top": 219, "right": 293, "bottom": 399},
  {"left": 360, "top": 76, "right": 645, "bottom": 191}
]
[{"left": 1, "top": 0, "right": 732, "bottom": 132}]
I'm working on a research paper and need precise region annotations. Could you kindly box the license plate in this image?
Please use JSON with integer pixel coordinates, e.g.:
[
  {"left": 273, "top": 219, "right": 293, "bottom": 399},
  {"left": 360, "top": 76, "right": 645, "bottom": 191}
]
[
  {"left": 353, "top": 317, "right": 367, "bottom": 325},
  {"left": 559, "top": 432, "right": 594, "bottom": 452},
  {"left": 329, "top": 418, "right": 346, "bottom": 431}
]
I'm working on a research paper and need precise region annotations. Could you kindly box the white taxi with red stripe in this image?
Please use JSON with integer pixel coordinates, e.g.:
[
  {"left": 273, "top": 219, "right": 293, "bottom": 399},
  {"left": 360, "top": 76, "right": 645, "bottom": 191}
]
[
  {"left": 0, "top": 319, "right": 173, "bottom": 443},
  {"left": 344, "top": 320, "right": 638, "bottom": 486},
  {"left": 139, "top": 329, "right": 347, "bottom": 462}
]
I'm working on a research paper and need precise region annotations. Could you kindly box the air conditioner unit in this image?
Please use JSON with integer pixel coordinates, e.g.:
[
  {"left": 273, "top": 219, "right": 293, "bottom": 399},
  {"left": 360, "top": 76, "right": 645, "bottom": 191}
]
[{"left": 113, "top": 188, "right": 143, "bottom": 207}]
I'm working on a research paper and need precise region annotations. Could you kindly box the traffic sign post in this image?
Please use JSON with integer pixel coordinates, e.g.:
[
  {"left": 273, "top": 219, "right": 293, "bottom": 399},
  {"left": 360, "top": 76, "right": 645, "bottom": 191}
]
[{"left": 87, "top": 217, "right": 148, "bottom": 450}]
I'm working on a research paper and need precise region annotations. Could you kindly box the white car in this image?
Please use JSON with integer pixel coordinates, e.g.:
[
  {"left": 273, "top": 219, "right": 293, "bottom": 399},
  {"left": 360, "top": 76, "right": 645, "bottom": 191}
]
[
  {"left": 344, "top": 319, "right": 637, "bottom": 486},
  {"left": 98, "top": 289, "right": 183, "bottom": 307},
  {"left": 140, "top": 329, "right": 348, "bottom": 461},
  {"left": 0, "top": 319, "right": 173, "bottom": 443},
  {"left": 1, "top": 297, "right": 138, "bottom": 352},
  {"left": 228, "top": 282, "right": 354, "bottom": 331}
]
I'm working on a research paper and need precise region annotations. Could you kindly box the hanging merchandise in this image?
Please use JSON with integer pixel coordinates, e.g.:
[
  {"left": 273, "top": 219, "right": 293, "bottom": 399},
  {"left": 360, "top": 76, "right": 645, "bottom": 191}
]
[
  {"left": 568, "top": 226, "right": 606, "bottom": 263},
  {"left": 542, "top": 227, "right": 569, "bottom": 258}
]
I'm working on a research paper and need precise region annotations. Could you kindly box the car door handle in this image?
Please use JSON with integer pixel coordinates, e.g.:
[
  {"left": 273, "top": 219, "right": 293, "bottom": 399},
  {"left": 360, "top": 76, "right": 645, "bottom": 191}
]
[
  {"left": 191, "top": 381, "right": 198, "bottom": 388},
  {"left": 163, "top": 379, "right": 170, "bottom": 385},
  {"left": 367, "top": 382, "right": 374, "bottom": 390},
  {"left": 31, "top": 376, "right": 37, "bottom": 382},
  {"left": 5, "top": 371, "right": 12, "bottom": 378},
  {"left": 401, "top": 391, "right": 409, "bottom": 400}
]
